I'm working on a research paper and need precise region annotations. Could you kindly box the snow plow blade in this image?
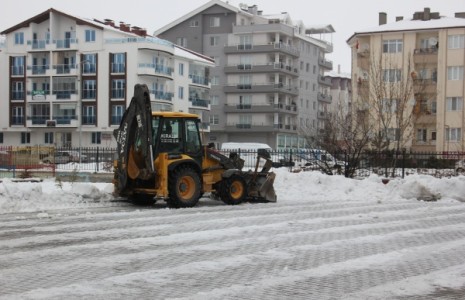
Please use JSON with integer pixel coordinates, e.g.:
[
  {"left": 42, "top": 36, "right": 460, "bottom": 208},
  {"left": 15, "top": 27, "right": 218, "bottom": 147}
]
[{"left": 254, "top": 172, "right": 277, "bottom": 202}]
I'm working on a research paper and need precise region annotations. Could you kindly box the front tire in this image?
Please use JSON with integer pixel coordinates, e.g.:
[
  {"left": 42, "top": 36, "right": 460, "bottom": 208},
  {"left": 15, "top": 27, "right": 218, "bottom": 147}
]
[
  {"left": 219, "top": 175, "right": 247, "bottom": 205},
  {"left": 167, "top": 166, "right": 201, "bottom": 208}
]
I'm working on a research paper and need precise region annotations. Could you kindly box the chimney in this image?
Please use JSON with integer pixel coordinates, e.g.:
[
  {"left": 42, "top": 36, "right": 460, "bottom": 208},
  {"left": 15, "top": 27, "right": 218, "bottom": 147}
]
[
  {"left": 131, "top": 26, "right": 147, "bottom": 37},
  {"left": 423, "top": 7, "right": 431, "bottom": 21},
  {"left": 379, "top": 12, "right": 387, "bottom": 25},
  {"left": 257, "top": 10, "right": 262, "bottom": 16},
  {"left": 104, "top": 19, "right": 115, "bottom": 27},
  {"left": 119, "top": 22, "right": 131, "bottom": 32},
  {"left": 456, "top": 12, "right": 465, "bottom": 19},
  {"left": 396, "top": 16, "right": 404, "bottom": 22},
  {"left": 248, "top": 5, "right": 258, "bottom": 15}
]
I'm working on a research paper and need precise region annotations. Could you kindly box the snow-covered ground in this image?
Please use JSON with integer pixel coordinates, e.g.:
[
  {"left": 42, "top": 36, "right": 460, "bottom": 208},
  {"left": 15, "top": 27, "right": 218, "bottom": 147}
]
[
  {"left": 1, "top": 169, "right": 465, "bottom": 299},
  {"left": 1, "top": 168, "right": 465, "bottom": 213}
]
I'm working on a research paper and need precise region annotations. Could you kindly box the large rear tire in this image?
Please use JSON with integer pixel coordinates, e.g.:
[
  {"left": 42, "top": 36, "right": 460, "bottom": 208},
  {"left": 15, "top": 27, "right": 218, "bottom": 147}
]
[
  {"left": 167, "top": 166, "right": 201, "bottom": 208},
  {"left": 219, "top": 175, "right": 247, "bottom": 205}
]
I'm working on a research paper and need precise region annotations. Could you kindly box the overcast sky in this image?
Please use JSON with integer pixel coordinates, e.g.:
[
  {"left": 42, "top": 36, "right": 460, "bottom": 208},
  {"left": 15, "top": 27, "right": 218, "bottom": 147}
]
[{"left": 1, "top": 0, "right": 463, "bottom": 72}]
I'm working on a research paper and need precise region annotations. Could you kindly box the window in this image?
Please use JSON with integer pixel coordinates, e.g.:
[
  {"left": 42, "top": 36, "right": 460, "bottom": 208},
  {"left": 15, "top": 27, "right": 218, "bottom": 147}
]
[
  {"left": 92, "top": 132, "right": 101, "bottom": 144},
  {"left": 82, "top": 80, "right": 96, "bottom": 99},
  {"left": 386, "top": 128, "right": 400, "bottom": 141},
  {"left": 44, "top": 132, "right": 54, "bottom": 144},
  {"left": 111, "top": 105, "right": 125, "bottom": 125},
  {"left": 239, "top": 115, "right": 252, "bottom": 127},
  {"left": 210, "top": 17, "right": 220, "bottom": 27},
  {"left": 313, "top": 83, "right": 316, "bottom": 91},
  {"left": 239, "top": 95, "right": 252, "bottom": 108},
  {"left": 446, "top": 97, "right": 463, "bottom": 111},
  {"left": 189, "top": 20, "right": 199, "bottom": 27},
  {"left": 306, "top": 63, "right": 310, "bottom": 72},
  {"left": 211, "top": 76, "right": 219, "bottom": 85},
  {"left": 312, "top": 101, "right": 315, "bottom": 110},
  {"left": 210, "top": 95, "right": 219, "bottom": 105},
  {"left": 383, "top": 69, "right": 402, "bottom": 82},
  {"left": 300, "top": 61, "right": 303, "bottom": 70},
  {"left": 431, "top": 101, "right": 437, "bottom": 114},
  {"left": 178, "top": 63, "right": 184, "bottom": 76},
  {"left": 11, "top": 81, "right": 25, "bottom": 100},
  {"left": 85, "top": 30, "right": 96, "bottom": 42},
  {"left": 111, "top": 79, "right": 125, "bottom": 99},
  {"left": 239, "top": 55, "right": 251, "bottom": 69},
  {"left": 21, "top": 132, "right": 30, "bottom": 144},
  {"left": 176, "top": 37, "right": 187, "bottom": 47},
  {"left": 313, "top": 65, "right": 316, "bottom": 74},
  {"left": 239, "top": 35, "right": 252, "bottom": 49},
  {"left": 82, "top": 105, "right": 96, "bottom": 125},
  {"left": 448, "top": 35, "right": 465, "bottom": 49},
  {"left": 209, "top": 114, "right": 219, "bottom": 125},
  {"left": 14, "top": 32, "right": 24, "bottom": 45},
  {"left": 446, "top": 127, "right": 461, "bottom": 142},
  {"left": 111, "top": 53, "right": 125, "bottom": 73},
  {"left": 11, "top": 56, "right": 25, "bottom": 76},
  {"left": 383, "top": 39, "right": 403, "bottom": 53},
  {"left": 447, "top": 66, "right": 464, "bottom": 80},
  {"left": 416, "top": 129, "right": 427, "bottom": 142},
  {"left": 0, "top": 132, "right": 3, "bottom": 143},
  {"left": 11, "top": 106, "right": 24, "bottom": 125},
  {"left": 82, "top": 53, "right": 97, "bottom": 73},
  {"left": 210, "top": 36, "right": 220, "bottom": 46},
  {"left": 431, "top": 131, "right": 436, "bottom": 141},
  {"left": 381, "top": 99, "right": 398, "bottom": 113},
  {"left": 178, "top": 86, "right": 184, "bottom": 99}
]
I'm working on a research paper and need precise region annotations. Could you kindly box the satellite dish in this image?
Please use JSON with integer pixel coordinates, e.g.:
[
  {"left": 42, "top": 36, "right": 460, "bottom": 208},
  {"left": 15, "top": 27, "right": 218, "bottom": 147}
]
[{"left": 429, "top": 37, "right": 438, "bottom": 45}]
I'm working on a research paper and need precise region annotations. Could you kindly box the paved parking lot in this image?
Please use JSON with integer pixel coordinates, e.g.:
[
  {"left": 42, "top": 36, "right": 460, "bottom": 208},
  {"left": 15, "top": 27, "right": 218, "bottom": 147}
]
[{"left": 1, "top": 197, "right": 465, "bottom": 299}]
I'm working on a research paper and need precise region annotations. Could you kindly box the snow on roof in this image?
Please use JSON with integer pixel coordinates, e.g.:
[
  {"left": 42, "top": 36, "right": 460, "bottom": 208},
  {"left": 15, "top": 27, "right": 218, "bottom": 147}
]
[
  {"left": 349, "top": 16, "right": 465, "bottom": 42},
  {"left": 326, "top": 70, "right": 351, "bottom": 79}
]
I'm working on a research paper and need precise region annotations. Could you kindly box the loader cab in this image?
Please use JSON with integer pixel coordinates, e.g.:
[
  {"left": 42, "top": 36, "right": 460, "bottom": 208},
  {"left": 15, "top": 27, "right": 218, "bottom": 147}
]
[{"left": 151, "top": 112, "right": 203, "bottom": 162}]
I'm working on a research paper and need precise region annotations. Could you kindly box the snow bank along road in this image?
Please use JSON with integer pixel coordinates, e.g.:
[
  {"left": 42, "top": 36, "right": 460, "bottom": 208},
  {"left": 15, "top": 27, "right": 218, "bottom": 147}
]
[{"left": 1, "top": 198, "right": 465, "bottom": 299}]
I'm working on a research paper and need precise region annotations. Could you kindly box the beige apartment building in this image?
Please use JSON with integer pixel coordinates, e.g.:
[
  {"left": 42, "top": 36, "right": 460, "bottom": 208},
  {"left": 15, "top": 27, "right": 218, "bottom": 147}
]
[{"left": 348, "top": 8, "right": 465, "bottom": 153}]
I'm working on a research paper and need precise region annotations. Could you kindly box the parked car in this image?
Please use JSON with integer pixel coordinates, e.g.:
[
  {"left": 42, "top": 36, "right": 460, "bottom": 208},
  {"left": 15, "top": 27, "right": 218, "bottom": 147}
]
[
  {"left": 62, "top": 150, "right": 88, "bottom": 163},
  {"left": 42, "top": 151, "right": 72, "bottom": 164}
]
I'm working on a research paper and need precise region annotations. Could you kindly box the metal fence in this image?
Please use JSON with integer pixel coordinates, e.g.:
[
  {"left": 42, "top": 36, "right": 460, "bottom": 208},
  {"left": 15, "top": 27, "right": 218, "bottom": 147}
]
[{"left": 1, "top": 145, "right": 464, "bottom": 179}]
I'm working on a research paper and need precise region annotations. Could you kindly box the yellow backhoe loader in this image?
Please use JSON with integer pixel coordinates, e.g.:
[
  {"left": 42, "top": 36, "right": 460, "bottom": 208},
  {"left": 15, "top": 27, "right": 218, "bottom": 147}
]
[{"left": 113, "top": 84, "right": 276, "bottom": 207}]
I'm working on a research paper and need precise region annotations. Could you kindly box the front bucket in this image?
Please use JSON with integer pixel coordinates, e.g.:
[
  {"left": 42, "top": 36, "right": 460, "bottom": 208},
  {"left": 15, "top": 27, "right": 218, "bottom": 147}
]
[{"left": 257, "top": 172, "right": 277, "bottom": 202}]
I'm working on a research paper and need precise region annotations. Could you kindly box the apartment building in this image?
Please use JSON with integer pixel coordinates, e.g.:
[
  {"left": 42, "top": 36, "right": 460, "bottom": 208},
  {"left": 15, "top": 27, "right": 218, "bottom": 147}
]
[
  {"left": 324, "top": 68, "right": 352, "bottom": 121},
  {"left": 154, "top": 0, "right": 334, "bottom": 150},
  {"left": 348, "top": 8, "right": 465, "bottom": 152},
  {"left": 0, "top": 8, "right": 214, "bottom": 148}
]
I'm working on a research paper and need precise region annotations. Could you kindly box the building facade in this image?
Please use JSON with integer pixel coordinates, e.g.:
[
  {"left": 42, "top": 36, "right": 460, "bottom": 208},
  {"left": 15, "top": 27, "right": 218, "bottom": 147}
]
[
  {"left": 348, "top": 8, "right": 465, "bottom": 152},
  {"left": 154, "top": 0, "right": 334, "bottom": 150},
  {"left": 0, "top": 8, "right": 214, "bottom": 148}
]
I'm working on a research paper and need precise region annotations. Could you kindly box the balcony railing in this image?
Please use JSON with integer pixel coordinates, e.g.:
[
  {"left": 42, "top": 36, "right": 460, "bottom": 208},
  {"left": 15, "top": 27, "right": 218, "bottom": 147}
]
[
  {"left": 82, "top": 63, "right": 97, "bottom": 74},
  {"left": 189, "top": 98, "right": 209, "bottom": 108},
  {"left": 11, "top": 116, "right": 25, "bottom": 125},
  {"left": 27, "top": 65, "right": 50, "bottom": 75},
  {"left": 82, "top": 115, "right": 96, "bottom": 125},
  {"left": 27, "top": 116, "right": 48, "bottom": 125},
  {"left": 189, "top": 74, "right": 209, "bottom": 85},
  {"left": 150, "top": 90, "right": 173, "bottom": 101},
  {"left": 111, "top": 63, "right": 126, "bottom": 73},
  {"left": 82, "top": 90, "right": 97, "bottom": 100},
  {"left": 54, "top": 64, "right": 77, "bottom": 74},
  {"left": 52, "top": 115, "right": 77, "bottom": 125},
  {"left": 111, "top": 116, "right": 123, "bottom": 125},
  {"left": 53, "top": 90, "right": 77, "bottom": 100},
  {"left": 54, "top": 38, "right": 78, "bottom": 49},
  {"left": 413, "top": 47, "right": 438, "bottom": 55},
  {"left": 27, "top": 39, "right": 50, "bottom": 49},
  {"left": 11, "top": 66, "right": 25, "bottom": 76},
  {"left": 11, "top": 91, "right": 25, "bottom": 100},
  {"left": 111, "top": 89, "right": 125, "bottom": 99}
]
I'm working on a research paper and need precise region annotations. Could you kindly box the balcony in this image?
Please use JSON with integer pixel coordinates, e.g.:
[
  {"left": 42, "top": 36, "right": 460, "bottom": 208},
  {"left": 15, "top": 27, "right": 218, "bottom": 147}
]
[
  {"left": 318, "top": 76, "right": 332, "bottom": 86},
  {"left": 82, "top": 115, "right": 96, "bottom": 125},
  {"left": 27, "top": 90, "right": 50, "bottom": 101},
  {"left": 232, "top": 23, "right": 295, "bottom": 36},
  {"left": 224, "top": 103, "right": 297, "bottom": 114},
  {"left": 318, "top": 58, "right": 333, "bottom": 70},
  {"left": 224, "top": 83, "right": 298, "bottom": 95},
  {"left": 26, "top": 116, "right": 48, "bottom": 126},
  {"left": 51, "top": 116, "right": 78, "bottom": 126},
  {"left": 317, "top": 111, "right": 329, "bottom": 119},
  {"left": 137, "top": 63, "right": 173, "bottom": 78},
  {"left": 150, "top": 90, "right": 173, "bottom": 101},
  {"left": 223, "top": 63, "right": 298, "bottom": 76},
  {"left": 224, "top": 122, "right": 297, "bottom": 132},
  {"left": 11, "top": 116, "right": 25, "bottom": 126},
  {"left": 53, "top": 64, "right": 79, "bottom": 76},
  {"left": 189, "top": 98, "right": 209, "bottom": 109},
  {"left": 318, "top": 93, "right": 332, "bottom": 103},
  {"left": 27, "top": 65, "right": 51, "bottom": 76},
  {"left": 53, "top": 90, "right": 78, "bottom": 101},
  {"left": 27, "top": 39, "right": 50, "bottom": 50},
  {"left": 224, "top": 42, "right": 299, "bottom": 57},
  {"left": 413, "top": 47, "right": 438, "bottom": 64},
  {"left": 54, "top": 38, "right": 78, "bottom": 50},
  {"left": 189, "top": 75, "right": 209, "bottom": 86}
]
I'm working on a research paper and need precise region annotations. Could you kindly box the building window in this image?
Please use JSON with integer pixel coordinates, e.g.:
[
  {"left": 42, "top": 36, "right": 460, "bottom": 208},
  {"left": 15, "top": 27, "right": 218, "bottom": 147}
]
[
  {"left": 44, "top": 132, "right": 54, "bottom": 144},
  {"left": 210, "top": 36, "right": 220, "bottom": 46},
  {"left": 11, "top": 106, "right": 24, "bottom": 125},
  {"left": 82, "top": 80, "right": 96, "bottom": 99},
  {"left": 11, "top": 56, "right": 25, "bottom": 76},
  {"left": 306, "top": 63, "right": 310, "bottom": 72},
  {"left": 111, "top": 53, "right": 125, "bottom": 73},
  {"left": 111, "top": 105, "right": 125, "bottom": 125},
  {"left": 11, "top": 81, "right": 25, "bottom": 100},
  {"left": 381, "top": 99, "right": 398, "bottom": 113},
  {"left": 239, "top": 35, "right": 252, "bottom": 49},
  {"left": 209, "top": 114, "right": 219, "bottom": 125},
  {"left": 0, "top": 132, "right": 3, "bottom": 143},
  {"left": 176, "top": 37, "right": 187, "bottom": 47},
  {"left": 313, "top": 83, "right": 316, "bottom": 91},
  {"left": 386, "top": 128, "right": 400, "bottom": 141},
  {"left": 210, "top": 95, "right": 219, "bottom": 105},
  {"left": 210, "top": 17, "right": 220, "bottom": 27},
  {"left": 82, "top": 105, "right": 96, "bottom": 125},
  {"left": 178, "top": 63, "right": 184, "bottom": 76},
  {"left": 383, "top": 69, "right": 402, "bottom": 82},
  {"left": 431, "top": 101, "right": 437, "bottom": 114},
  {"left": 431, "top": 131, "right": 436, "bottom": 141},
  {"left": 448, "top": 35, "right": 465, "bottom": 49},
  {"left": 383, "top": 39, "right": 403, "bottom": 53},
  {"left": 21, "top": 132, "right": 30, "bottom": 144},
  {"left": 313, "top": 65, "right": 316, "bottom": 74},
  {"left": 447, "top": 66, "right": 464, "bottom": 80},
  {"left": 111, "top": 79, "right": 125, "bottom": 99},
  {"left": 92, "top": 132, "right": 101, "bottom": 144},
  {"left": 178, "top": 86, "right": 184, "bottom": 99},
  {"left": 211, "top": 76, "right": 219, "bottom": 85},
  {"left": 189, "top": 20, "right": 199, "bottom": 27},
  {"left": 416, "top": 129, "right": 427, "bottom": 142},
  {"left": 446, "top": 127, "right": 461, "bottom": 142},
  {"left": 85, "top": 30, "right": 96, "bottom": 42},
  {"left": 446, "top": 97, "right": 463, "bottom": 111},
  {"left": 14, "top": 32, "right": 24, "bottom": 45}
]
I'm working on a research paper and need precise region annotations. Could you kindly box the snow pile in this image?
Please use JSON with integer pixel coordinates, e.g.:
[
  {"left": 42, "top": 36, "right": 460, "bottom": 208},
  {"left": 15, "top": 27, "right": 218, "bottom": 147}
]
[{"left": 0, "top": 169, "right": 464, "bottom": 213}]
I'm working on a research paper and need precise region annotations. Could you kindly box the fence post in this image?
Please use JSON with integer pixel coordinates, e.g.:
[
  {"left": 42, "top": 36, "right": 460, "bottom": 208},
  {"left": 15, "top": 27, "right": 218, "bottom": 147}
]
[
  {"left": 402, "top": 149, "right": 406, "bottom": 179},
  {"left": 96, "top": 147, "right": 100, "bottom": 172}
]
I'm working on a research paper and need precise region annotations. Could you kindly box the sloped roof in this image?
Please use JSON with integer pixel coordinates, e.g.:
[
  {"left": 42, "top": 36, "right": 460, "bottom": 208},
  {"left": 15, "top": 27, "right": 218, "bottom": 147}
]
[
  {"left": 154, "top": 0, "right": 250, "bottom": 36},
  {"left": 347, "top": 16, "right": 465, "bottom": 43},
  {"left": 174, "top": 45, "right": 215, "bottom": 65},
  {"left": 1, "top": 8, "right": 103, "bottom": 35}
]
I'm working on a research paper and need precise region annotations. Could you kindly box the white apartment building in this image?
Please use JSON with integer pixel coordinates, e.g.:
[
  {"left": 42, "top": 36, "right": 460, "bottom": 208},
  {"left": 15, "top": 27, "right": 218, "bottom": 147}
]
[
  {"left": 0, "top": 8, "right": 214, "bottom": 148},
  {"left": 348, "top": 8, "right": 465, "bottom": 152}
]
